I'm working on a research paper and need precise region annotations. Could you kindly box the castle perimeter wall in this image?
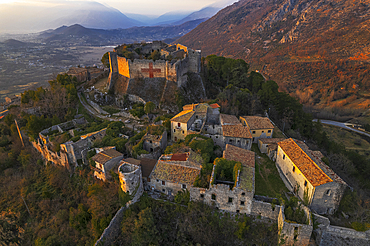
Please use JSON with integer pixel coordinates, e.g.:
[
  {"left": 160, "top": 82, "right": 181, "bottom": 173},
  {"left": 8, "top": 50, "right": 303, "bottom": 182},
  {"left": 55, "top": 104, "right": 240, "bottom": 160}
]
[
  {"left": 313, "top": 214, "right": 370, "bottom": 246},
  {"left": 117, "top": 56, "right": 130, "bottom": 78},
  {"left": 251, "top": 200, "right": 281, "bottom": 220}
]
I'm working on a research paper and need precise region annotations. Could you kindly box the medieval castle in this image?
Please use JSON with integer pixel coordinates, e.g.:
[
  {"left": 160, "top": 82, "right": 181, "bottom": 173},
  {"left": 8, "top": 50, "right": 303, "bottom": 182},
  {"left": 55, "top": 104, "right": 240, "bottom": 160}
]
[{"left": 106, "top": 42, "right": 203, "bottom": 108}]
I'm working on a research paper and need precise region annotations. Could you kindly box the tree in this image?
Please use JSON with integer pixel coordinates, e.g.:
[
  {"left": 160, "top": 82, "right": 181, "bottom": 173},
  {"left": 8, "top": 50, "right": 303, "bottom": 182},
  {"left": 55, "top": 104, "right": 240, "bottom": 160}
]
[
  {"left": 101, "top": 52, "right": 110, "bottom": 68},
  {"left": 144, "top": 101, "right": 155, "bottom": 118},
  {"left": 150, "top": 50, "right": 161, "bottom": 61}
]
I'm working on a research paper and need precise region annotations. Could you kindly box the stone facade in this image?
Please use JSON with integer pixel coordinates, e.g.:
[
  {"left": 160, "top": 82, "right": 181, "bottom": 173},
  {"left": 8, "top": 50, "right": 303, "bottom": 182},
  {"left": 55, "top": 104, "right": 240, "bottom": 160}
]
[
  {"left": 118, "top": 160, "right": 144, "bottom": 198},
  {"left": 313, "top": 214, "right": 370, "bottom": 246},
  {"left": 107, "top": 43, "right": 201, "bottom": 102},
  {"left": 278, "top": 205, "right": 313, "bottom": 246},
  {"left": 32, "top": 118, "right": 108, "bottom": 169},
  {"left": 190, "top": 184, "right": 254, "bottom": 214}
]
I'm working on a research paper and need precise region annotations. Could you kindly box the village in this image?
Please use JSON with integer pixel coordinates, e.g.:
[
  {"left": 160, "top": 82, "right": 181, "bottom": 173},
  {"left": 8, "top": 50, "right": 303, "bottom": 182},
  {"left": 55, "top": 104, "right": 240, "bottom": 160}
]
[{"left": 5, "top": 42, "right": 369, "bottom": 245}]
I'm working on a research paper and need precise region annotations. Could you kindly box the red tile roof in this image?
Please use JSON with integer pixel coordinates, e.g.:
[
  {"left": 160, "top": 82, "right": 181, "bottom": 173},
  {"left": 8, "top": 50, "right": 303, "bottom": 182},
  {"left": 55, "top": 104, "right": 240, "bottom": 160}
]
[
  {"left": 223, "top": 144, "right": 255, "bottom": 168},
  {"left": 150, "top": 161, "right": 200, "bottom": 185},
  {"left": 92, "top": 149, "right": 123, "bottom": 165},
  {"left": 278, "top": 138, "right": 332, "bottom": 187},
  {"left": 220, "top": 114, "right": 242, "bottom": 125},
  {"left": 222, "top": 125, "right": 252, "bottom": 139},
  {"left": 240, "top": 116, "right": 274, "bottom": 130},
  {"left": 171, "top": 153, "right": 189, "bottom": 161},
  {"left": 210, "top": 103, "right": 220, "bottom": 109}
]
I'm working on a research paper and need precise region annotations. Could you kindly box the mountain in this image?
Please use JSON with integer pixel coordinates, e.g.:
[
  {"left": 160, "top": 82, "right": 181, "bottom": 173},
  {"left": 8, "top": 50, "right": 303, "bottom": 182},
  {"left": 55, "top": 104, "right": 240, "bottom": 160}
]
[
  {"left": 36, "top": 19, "right": 206, "bottom": 46},
  {"left": 177, "top": 0, "right": 370, "bottom": 107},
  {"left": 173, "top": 7, "right": 220, "bottom": 25},
  {"left": 0, "top": 1, "right": 141, "bottom": 34}
]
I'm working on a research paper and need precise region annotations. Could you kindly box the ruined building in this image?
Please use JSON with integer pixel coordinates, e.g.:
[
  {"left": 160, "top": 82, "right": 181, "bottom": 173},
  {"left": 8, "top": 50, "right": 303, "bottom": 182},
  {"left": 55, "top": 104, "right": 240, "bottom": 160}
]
[{"left": 107, "top": 42, "right": 202, "bottom": 107}]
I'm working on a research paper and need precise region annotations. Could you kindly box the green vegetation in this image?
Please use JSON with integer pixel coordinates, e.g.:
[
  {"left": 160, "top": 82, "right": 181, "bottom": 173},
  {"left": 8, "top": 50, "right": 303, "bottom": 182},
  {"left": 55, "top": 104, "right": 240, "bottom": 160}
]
[
  {"left": 0, "top": 118, "right": 121, "bottom": 245},
  {"left": 252, "top": 144, "right": 289, "bottom": 198},
  {"left": 283, "top": 197, "right": 308, "bottom": 225},
  {"left": 117, "top": 194, "right": 278, "bottom": 245},
  {"left": 213, "top": 158, "right": 242, "bottom": 187},
  {"left": 102, "top": 105, "right": 121, "bottom": 115},
  {"left": 129, "top": 103, "right": 145, "bottom": 118},
  {"left": 101, "top": 52, "right": 110, "bottom": 68},
  {"left": 146, "top": 125, "right": 164, "bottom": 136}
]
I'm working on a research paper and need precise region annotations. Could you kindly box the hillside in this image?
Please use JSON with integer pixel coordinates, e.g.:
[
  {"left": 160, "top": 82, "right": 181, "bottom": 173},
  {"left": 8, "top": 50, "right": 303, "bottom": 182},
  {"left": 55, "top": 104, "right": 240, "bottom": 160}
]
[{"left": 177, "top": 0, "right": 370, "bottom": 107}]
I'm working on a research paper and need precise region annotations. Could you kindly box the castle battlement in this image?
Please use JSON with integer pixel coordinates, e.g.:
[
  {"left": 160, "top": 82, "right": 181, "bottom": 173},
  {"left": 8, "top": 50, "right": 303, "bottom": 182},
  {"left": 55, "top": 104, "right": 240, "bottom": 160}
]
[{"left": 107, "top": 43, "right": 201, "bottom": 95}]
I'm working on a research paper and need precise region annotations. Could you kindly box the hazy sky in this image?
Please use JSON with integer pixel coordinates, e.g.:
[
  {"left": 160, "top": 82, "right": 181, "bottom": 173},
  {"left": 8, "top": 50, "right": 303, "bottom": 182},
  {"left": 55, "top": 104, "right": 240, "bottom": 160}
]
[{"left": 0, "top": 0, "right": 225, "bottom": 15}]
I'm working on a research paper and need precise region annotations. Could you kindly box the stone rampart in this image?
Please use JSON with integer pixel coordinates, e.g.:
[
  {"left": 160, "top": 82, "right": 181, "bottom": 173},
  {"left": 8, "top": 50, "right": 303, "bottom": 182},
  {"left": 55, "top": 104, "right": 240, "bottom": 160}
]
[
  {"left": 278, "top": 205, "right": 312, "bottom": 246},
  {"left": 313, "top": 213, "right": 370, "bottom": 246},
  {"left": 251, "top": 199, "right": 281, "bottom": 220}
]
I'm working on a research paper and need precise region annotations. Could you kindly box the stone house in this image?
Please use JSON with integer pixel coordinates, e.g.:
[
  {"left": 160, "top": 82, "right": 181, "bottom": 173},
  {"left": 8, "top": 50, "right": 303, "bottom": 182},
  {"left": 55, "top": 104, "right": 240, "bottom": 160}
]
[
  {"left": 220, "top": 114, "right": 242, "bottom": 126},
  {"left": 276, "top": 138, "right": 347, "bottom": 214},
  {"left": 171, "top": 110, "right": 196, "bottom": 142},
  {"left": 222, "top": 124, "right": 252, "bottom": 150},
  {"left": 119, "top": 157, "right": 157, "bottom": 191},
  {"left": 190, "top": 144, "right": 255, "bottom": 214},
  {"left": 142, "top": 127, "right": 167, "bottom": 155},
  {"left": 92, "top": 148, "right": 124, "bottom": 181},
  {"left": 148, "top": 151, "right": 202, "bottom": 196},
  {"left": 240, "top": 116, "right": 274, "bottom": 143},
  {"left": 258, "top": 138, "right": 285, "bottom": 161}
]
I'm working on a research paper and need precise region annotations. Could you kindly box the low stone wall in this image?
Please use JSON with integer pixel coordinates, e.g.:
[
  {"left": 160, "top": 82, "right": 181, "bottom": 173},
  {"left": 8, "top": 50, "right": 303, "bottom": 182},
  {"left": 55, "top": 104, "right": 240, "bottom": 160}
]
[
  {"left": 278, "top": 205, "right": 312, "bottom": 246},
  {"left": 313, "top": 213, "right": 370, "bottom": 246},
  {"left": 128, "top": 94, "right": 146, "bottom": 105},
  {"left": 251, "top": 200, "right": 281, "bottom": 220},
  {"left": 87, "top": 99, "right": 109, "bottom": 115},
  {"left": 95, "top": 179, "right": 143, "bottom": 246}
]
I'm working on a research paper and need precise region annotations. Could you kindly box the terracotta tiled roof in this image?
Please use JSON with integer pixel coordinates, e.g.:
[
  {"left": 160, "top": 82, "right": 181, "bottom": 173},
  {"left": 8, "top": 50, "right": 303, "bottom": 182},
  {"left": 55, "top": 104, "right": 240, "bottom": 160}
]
[
  {"left": 220, "top": 114, "right": 242, "bottom": 125},
  {"left": 209, "top": 103, "right": 220, "bottom": 109},
  {"left": 183, "top": 104, "right": 198, "bottom": 111},
  {"left": 171, "top": 110, "right": 195, "bottom": 123},
  {"left": 240, "top": 116, "right": 274, "bottom": 130},
  {"left": 278, "top": 138, "right": 332, "bottom": 187},
  {"left": 92, "top": 149, "right": 123, "bottom": 165},
  {"left": 150, "top": 161, "right": 200, "bottom": 185},
  {"left": 295, "top": 141, "right": 346, "bottom": 185},
  {"left": 171, "top": 153, "right": 189, "bottom": 161},
  {"left": 223, "top": 144, "right": 255, "bottom": 168},
  {"left": 140, "top": 158, "right": 157, "bottom": 178},
  {"left": 122, "top": 158, "right": 141, "bottom": 166},
  {"left": 222, "top": 125, "right": 252, "bottom": 139},
  {"left": 259, "top": 138, "right": 285, "bottom": 144}
]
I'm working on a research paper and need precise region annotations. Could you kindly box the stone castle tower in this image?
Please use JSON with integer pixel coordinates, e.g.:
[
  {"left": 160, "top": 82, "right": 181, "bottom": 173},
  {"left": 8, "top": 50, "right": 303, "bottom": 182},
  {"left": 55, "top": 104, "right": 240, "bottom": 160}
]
[
  {"left": 106, "top": 42, "right": 201, "bottom": 94},
  {"left": 118, "top": 160, "right": 143, "bottom": 200}
]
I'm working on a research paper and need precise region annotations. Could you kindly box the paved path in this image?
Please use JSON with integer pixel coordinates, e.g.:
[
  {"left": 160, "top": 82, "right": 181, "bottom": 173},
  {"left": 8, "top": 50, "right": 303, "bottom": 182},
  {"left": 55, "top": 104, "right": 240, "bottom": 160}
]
[{"left": 313, "top": 119, "right": 370, "bottom": 138}]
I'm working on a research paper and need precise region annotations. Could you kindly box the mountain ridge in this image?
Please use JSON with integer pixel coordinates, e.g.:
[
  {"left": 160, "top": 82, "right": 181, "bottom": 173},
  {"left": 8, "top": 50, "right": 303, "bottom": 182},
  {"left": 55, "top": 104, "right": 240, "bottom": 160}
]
[{"left": 177, "top": 0, "right": 370, "bottom": 107}]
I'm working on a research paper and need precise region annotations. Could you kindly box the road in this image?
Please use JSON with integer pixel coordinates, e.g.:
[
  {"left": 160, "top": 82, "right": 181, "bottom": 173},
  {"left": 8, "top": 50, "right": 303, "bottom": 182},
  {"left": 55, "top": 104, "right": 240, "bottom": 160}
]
[
  {"left": 78, "top": 92, "right": 139, "bottom": 130},
  {"left": 313, "top": 119, "right": 370, "bottom": 138}
]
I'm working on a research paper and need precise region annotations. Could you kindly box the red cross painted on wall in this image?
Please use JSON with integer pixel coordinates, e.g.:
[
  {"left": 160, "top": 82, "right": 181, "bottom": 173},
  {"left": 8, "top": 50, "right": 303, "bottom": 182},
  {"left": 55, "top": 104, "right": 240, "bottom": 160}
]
[{"left": 141, "top": 62, "right": 161, "bottom": 78}]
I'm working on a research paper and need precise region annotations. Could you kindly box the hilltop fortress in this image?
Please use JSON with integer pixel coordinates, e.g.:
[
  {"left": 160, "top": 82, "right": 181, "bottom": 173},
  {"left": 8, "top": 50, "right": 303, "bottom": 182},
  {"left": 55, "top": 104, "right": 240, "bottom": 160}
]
[{"left": 106, "top": 41, "right": 203, "bottom": 109}]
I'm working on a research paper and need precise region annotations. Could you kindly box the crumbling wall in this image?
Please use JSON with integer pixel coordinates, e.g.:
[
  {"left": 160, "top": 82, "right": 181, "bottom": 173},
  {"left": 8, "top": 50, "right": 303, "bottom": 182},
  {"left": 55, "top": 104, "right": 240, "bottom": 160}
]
[
  {"left": 251, "top": 200, "right": 281, "bottom": 220},
  {"left": 313, "top": 213, "right": 370, "bottom": 246},
  {"left": 190, "top": 184, "right": 254, "bottom": 214},
  {"left": 278, "top": 205, "right": 313, "bottom": 246}
]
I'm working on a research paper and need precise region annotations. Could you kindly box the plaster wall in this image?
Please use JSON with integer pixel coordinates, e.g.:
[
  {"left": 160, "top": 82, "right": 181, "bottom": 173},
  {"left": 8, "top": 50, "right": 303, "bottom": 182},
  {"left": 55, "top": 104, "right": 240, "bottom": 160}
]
[
  {"left": 251, "top": 129, "right": 273, "bottom": 142},
  {"left": 171, "top": 114, "right": 196, "bottom": 141},
  {"left": 276, "top": 146, "right": 315, "bottom": 203}
]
